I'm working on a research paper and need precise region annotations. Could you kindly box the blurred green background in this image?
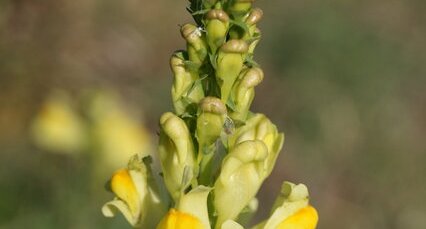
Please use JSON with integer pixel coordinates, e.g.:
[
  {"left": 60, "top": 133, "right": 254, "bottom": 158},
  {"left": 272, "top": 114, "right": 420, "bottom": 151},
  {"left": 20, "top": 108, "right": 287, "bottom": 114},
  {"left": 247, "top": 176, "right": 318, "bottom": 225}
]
[{"left": 1, "top": 0, "right": 425, "bottom": 228}]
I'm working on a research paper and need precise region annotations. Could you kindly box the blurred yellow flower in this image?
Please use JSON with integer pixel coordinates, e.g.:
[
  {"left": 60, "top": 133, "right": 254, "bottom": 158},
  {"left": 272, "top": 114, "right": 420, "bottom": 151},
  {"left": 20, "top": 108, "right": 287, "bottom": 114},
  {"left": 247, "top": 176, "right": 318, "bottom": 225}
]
[
  {"left": 88, "top": 90, "right": 152, "bottom": 171},
  {"left": 31, "top": 91, "right": 86, "bottom": 154}
]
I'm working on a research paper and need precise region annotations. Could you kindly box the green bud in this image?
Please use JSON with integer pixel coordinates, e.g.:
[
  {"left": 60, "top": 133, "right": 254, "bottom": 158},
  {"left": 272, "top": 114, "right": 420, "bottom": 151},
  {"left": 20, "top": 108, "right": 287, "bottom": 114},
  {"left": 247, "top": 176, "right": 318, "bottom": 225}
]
[
  {"left": 181, "top": 23, "right": 208, "bottom": 66},
  {"left": 196, "top": 96, "right": 227, "bottom": 148},
  {"left": 228, "top": 114, "right": 284, "bottom": 178},
  {"left": 206, "top": 9, "right": 230, "bottom": 54},
  {"left": 214, "top": 140, "right": 268, "bottom": 227},
  {"left": 196, "top": 97, "right": 227, "bottom": 185},
  {"left": 227, "top": 0, "right": 255, "bottom": 19},
  {"left": 216, "top": 39, "right": 248, "bottom": 103},
  {"left": 245, "top": 8, "right": 263, "bottom": 27},
  {"left": 170, "top": 51, "right": 204, "bottom": 115},
  {"left": 229, "top": 67, "right": 264, "bottom": 121},
  {"left": 158, "top": 112, "right": 196, "bottom": 201}
]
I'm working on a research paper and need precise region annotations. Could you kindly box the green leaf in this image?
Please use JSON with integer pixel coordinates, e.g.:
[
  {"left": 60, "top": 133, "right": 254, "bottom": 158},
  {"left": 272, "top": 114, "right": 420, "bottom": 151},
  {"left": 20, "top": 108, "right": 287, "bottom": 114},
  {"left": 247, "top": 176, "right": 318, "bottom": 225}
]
[
  {"left": 187, "top": 74, "right": 208, "bottom": 96},
  {"left": 192, "top": 8, "right": 210, "bottom": 16},
  {"left": 209, "top": 53, "right": 218, "bottom": 69},
  {"left": 230, "top": 19, "right": 250, "bottom": 33},
  {"left": 245, "top": 55, "right": 259, "bottom": 67}
]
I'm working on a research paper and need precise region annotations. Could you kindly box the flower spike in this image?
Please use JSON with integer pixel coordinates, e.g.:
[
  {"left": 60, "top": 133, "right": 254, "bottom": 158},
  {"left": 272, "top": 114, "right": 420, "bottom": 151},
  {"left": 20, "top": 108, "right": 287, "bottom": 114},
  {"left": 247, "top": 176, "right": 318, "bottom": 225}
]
[{"left": 102, "top": 1, "right": 319, "bottom": 228}]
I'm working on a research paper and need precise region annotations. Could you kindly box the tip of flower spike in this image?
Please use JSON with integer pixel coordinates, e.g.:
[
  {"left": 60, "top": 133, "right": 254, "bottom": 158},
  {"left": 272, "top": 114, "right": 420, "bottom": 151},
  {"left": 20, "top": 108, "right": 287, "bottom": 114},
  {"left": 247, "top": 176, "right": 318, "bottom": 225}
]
[
  {"left": 206, "top": 9, "right": 229, "bottom": 22},
  {"left": 199, "top": 97, "right": 227, "bottom": 114},
  {"left": 246, "top": 8, "right": 263, "bottom": 25},
  {"left": 220, "top": 39, "right": 248, "bottom": 53}
]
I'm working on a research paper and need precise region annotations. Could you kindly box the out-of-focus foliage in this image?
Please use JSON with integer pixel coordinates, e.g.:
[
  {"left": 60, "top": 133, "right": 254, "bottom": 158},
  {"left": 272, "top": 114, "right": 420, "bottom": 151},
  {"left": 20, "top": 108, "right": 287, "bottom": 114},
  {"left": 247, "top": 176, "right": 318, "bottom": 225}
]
[{"left": 0, "top": 0, "right": 425, "bottom": 228}]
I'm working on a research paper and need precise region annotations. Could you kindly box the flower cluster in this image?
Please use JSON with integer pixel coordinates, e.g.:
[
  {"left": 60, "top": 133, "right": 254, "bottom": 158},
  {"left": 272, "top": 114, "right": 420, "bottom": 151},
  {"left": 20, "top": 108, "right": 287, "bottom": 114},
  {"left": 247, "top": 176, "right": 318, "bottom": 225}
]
[{"left": 102, "top": 0, "right": 318, "bottom": 228}]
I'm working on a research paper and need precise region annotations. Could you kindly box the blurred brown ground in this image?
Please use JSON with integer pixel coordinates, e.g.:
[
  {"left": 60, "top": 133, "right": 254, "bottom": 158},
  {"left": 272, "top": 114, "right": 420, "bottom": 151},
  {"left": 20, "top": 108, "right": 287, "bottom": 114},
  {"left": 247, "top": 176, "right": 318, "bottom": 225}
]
[{"left": 1, "top": 0, "right": 425, "bottom": 228}]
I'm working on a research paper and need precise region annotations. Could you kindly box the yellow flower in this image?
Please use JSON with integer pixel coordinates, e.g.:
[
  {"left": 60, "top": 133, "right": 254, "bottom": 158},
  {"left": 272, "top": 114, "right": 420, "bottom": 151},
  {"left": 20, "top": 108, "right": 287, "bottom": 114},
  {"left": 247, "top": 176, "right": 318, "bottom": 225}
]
[
  {"left": 102, "top": 155, "right": 166, "bottom": 228},
  {"left": 88, "top": 90, "right": 152, "bottom": 172},
  {"left": 277, "top": 206, "right": 318, "bottom": 229},
  {"left": 255, "top": 182, "right": 318, "bottom": 229},
  {"left": 157, "top": 209, "right": 204, "bottom": 229},
  {"left": 157, "top": 186, "right": 211, "bottom": 229},
  {"left": 110, "top": 169, "right": 140, "bottom": 216},
  {"left": 31, "top": 90, "right": 86, "bottom": 154}
]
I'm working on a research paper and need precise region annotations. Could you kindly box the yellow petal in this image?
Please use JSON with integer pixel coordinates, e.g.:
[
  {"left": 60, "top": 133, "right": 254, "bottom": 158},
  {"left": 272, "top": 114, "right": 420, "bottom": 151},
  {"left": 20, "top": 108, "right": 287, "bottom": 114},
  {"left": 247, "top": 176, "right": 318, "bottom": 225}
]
[
  {"left": 277, "top": 206, "right": 318, "bottom": 229},
  {"left": 110, "top": 169, "right": 140, "bottom": 216},
  {"left": 157, "top": 209, "right": 204, "bottom": 229}
]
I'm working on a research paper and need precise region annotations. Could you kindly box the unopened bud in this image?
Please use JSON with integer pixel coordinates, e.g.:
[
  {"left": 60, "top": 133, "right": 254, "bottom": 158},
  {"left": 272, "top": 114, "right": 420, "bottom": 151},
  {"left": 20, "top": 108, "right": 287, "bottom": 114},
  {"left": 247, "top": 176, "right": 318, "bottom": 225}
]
[
  {"left": 196, "top": 97, "right": 227, "bottom": 185},
  {"left": 206, "top": 9, "right": 230, "bottom": 54},
  {"left": 181, "top": 24, "right": 208, "bottom": 66},
  {"left": 227, "top": 0, "right": 255, "bottom": 19},
  {"left": 216, "top": 39, "right": 248, "bottom": 103},
  {"left": 158, "top": 112, "right": 196, "bottom": 201},
  {"left": 197, "top": 97, "right": 227, "bottom": 147},
  {"left": 228, "top": 114, "right": 284, "bottom": 178},
  {"left": 229, "top": 67, "right": 264, "bottom": 121},
  {"left": 170, "top": 52, "right": 204, "bottom": 115},
  {"left": 246, "top": 8, "right": 263, "bottom": 26},
  {"left": 214, "top": 140, "right": 268, "bottom": 227}
]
